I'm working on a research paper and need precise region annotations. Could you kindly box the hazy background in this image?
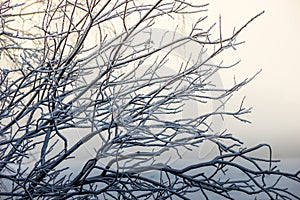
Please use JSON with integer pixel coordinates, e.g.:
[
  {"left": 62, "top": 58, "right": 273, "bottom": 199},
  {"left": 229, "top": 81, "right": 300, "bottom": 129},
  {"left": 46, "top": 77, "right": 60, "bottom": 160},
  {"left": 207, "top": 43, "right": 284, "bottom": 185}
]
[
  {"left": 199, "top": 1, "right": 300, "bottom": 160},
  {"left": 1, "top": 0, "right": 298, "bottom": 166},
  {"left": 0, "top": 1, "right": 298, "bottom": 196}
]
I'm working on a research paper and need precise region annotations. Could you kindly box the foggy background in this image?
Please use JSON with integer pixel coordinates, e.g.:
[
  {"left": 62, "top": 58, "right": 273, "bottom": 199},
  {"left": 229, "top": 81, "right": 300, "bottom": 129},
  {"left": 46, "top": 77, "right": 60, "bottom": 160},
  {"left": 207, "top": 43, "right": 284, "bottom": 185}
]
[{"left": 201, "top": 1, "right": 300, "bottom": 160}]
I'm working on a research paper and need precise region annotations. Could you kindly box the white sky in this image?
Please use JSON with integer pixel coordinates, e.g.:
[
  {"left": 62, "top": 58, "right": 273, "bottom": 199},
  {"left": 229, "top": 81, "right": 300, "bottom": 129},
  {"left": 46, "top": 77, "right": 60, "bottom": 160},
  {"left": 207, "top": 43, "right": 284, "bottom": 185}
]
[
  {"left": 2, "top": 0, "right": 299, "bottom": 160},
  {"left": 204, "top": 1, "right": 300, "bottom": 158}
]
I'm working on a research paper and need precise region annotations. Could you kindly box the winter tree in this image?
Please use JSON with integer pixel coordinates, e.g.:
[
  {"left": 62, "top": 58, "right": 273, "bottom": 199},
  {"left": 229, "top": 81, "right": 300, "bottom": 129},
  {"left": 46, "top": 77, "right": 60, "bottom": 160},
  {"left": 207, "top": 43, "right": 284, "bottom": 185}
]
[{"left": 0, "top": 0, "right": 299, "bottom": 199}]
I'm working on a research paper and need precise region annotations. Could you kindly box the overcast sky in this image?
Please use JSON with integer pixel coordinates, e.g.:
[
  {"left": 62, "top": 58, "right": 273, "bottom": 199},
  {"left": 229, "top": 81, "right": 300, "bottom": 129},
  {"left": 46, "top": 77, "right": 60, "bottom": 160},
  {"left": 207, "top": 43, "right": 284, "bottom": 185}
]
[
  {"left": 203, "top": 1, "right": 300, "bottom": 159},
  {"left": 2, "top": 0, "right": 298, "bottom": 160}
]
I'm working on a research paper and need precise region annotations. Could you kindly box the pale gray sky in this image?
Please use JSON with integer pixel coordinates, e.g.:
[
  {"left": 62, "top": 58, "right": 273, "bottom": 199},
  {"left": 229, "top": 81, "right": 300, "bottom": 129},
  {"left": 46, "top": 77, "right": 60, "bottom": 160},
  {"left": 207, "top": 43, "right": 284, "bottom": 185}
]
[
  {"left": 2, "top": 0, "right": 298, "bottom": 160},
  {"left": 205, "top": 1, "right": 300, "bottom": 158}
]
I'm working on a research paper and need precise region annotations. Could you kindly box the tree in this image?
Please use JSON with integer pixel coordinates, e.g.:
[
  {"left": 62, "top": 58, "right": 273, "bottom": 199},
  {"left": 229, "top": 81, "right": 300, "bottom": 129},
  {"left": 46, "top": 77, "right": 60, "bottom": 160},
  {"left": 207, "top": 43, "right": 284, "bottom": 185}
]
[{"left": 0, "top": 0, "right": 299, "bottom": 199}]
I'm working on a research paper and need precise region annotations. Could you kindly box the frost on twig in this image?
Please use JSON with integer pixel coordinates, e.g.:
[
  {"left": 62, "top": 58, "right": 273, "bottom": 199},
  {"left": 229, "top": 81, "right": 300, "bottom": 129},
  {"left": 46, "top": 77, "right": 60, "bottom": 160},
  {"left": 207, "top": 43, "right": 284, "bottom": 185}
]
[{"left": 0, "top": 1, "right": 299, "bottom": 199}]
